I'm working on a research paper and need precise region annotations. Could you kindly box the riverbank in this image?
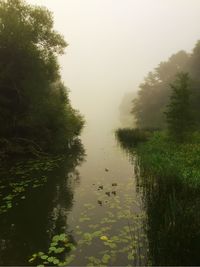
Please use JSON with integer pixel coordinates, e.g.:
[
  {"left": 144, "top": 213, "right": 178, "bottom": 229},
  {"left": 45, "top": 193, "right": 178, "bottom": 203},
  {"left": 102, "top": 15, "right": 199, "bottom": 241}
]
[
  {"left": 116, "top": 128, "right": 200, "bottom": 187},
  {"left": 138, "top": 131, "right": 200, "bottom": 187},
  {"left": 116, "top": 128, "right": 200, "bottom": 265}
]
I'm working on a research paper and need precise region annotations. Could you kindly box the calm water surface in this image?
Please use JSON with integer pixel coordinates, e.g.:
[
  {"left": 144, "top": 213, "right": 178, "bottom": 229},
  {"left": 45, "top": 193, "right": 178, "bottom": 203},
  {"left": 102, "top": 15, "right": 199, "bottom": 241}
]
[{"left": 0, "top": 126, "right": 148, "bottom": 266}]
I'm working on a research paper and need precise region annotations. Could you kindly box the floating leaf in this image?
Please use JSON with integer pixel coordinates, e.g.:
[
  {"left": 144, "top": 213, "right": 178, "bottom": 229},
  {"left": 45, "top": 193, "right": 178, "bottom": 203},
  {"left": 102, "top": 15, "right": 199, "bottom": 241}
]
[
  {"left": 102, "top": 254, "right": 111, "bottom": 264},
  {"left": 49, "top": 246, "right": 56, "bottom": 252},
  {"left": 59, "top": 233, "right": 66, "bottom": 241},
  {"left": 37, "top": 252, "right": 44, "bottom": 257},
  {"left": 47, "top": 256, "right": 55, "bottom": 263},
  {"left": 41, "top": 255, "right": 48, "bottom": 260},
  {"left": 53, "top": 258, "right": 60, "bottom": 265},
  {"left": 52, "top": 235, "right": 60, "bottom": 242},
  {"left": 54, "top": 247, "right": 65, "bottom": 254},
  {"left": 100, "top": 235, "right": 109, "bottom": 241},
  {"left": 50, "top": 242, "right": 58, "bottom": 247}
]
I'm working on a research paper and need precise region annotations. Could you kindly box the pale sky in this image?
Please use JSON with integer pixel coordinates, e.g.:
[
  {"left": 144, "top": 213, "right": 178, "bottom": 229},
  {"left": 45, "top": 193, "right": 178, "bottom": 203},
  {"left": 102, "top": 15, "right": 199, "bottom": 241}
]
[{"left": 27, "top": 0, "right": 200, "bottom": 130}]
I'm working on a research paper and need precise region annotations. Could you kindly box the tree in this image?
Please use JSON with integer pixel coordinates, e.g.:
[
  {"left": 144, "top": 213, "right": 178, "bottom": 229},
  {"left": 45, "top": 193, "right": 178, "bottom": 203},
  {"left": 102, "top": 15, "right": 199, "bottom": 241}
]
[
  {"left": 0, "top": 0, "right": 84, "bottom": 155},
  {"left": 132, "top": 51, "right": 189, "bottom": 129},
  {"left": 165, "top": 72, "right": 194, "bottom": 142}
]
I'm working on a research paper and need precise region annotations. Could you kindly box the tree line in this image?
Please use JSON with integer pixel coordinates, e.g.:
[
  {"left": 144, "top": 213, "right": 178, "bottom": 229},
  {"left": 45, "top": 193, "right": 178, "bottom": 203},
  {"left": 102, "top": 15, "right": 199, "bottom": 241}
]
[
  {"left": 132, "top": 41, "right": 200, "bottom": 133},
  {"left": 0, "top": 0, "right": 84, "bottom": 157}
]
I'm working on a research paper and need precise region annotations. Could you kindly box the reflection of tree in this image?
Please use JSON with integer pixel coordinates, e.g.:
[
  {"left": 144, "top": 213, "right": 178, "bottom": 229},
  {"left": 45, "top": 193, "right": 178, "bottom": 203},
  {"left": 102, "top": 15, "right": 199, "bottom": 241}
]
[
  {"left": 137, "top": 167, "right": 200, "bottom": 266},
  {"left": 0, "top": 139, "right": 85, "bottom": 265}
]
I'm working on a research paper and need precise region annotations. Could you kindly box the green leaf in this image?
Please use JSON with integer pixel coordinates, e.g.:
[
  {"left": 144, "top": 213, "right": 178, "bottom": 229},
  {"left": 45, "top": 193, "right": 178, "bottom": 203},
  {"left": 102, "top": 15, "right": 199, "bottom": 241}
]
[
  {"left": 50, "top": 242, "right": 58, "bottom": 247},
  {"left": 37, "top": 252, "right": 44, "bottom": 257},
  {"left": 41, "top": 255, "right": 48, "bottom": 260},
  {"left": 55, "top": 247, "right": 65, "bottom": 254},
  {"left": 52, "top": 235, "right": 60, "bottom": 242},
  {"left": 49, "top": 246, "right": 57, "bottom": 252},
  {"left": 53, "top": 258, "right": 60, "bottom": 265},
  {"left": 102, "top": 254, "right": 111, "bottom": 264},
  {"left": 47, "top": 256, "right": 55, "bottom": 263},
  {"left": 59, "top": 233, "right": 66, "bottom": 241}
]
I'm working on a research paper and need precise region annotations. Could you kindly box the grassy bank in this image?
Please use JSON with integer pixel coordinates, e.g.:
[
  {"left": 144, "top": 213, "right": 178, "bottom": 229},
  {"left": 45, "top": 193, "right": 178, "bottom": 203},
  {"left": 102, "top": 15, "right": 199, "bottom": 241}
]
[
  {"left": 137, "top": 132, "right": 200, "bottom": 187},
  {"left": 116, "top": 128, "right": 200, "bottom": 187},
  {"left": 116, "top": 129, "right": 200, "bottom": 264}
]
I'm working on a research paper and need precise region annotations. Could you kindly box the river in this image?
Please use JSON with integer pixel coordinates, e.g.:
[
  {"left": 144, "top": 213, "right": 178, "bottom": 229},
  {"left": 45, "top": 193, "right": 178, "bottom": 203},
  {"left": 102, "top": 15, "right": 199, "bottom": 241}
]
[{"left": 0, "top": 126, "right": 148, "bottom": 266}]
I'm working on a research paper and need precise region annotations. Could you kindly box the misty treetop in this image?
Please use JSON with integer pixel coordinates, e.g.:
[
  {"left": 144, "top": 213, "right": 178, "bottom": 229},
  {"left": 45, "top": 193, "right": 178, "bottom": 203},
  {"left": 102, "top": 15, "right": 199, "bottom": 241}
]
[
  {"left": 165, "top": 72, "right": 194, "bottom": 142},
  {"left": 132, "top": 41, "right": 200, "bottom": 129},
  {"left": 0, "top": 0, "right": 84, "bottom": 156}
]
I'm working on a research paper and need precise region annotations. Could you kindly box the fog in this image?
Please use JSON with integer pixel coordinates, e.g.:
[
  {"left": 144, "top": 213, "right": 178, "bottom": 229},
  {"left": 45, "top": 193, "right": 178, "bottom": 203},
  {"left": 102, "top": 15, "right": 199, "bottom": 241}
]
[{"left": 27, "top": 0, "right": 200, "bottom": 131}]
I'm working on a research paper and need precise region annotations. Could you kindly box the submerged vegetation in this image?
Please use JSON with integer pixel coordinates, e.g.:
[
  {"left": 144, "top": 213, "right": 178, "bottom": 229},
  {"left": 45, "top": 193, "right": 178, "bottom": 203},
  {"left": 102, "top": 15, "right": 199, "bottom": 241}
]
[{"left": 0, "top": 0, "right": 83, "bottom": 158}]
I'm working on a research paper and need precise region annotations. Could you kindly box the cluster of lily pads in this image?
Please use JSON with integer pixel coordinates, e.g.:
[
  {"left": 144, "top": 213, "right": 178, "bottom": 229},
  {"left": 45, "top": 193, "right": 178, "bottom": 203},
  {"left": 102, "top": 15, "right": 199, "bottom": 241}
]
[
  {"left": 0, "top": 156, "right": 64, "bottom": 214},
  {"left": 29, "top": 233, "right": 76, "bottom": 267},
  {"left": 27, "top": 178, "right": 148, "bottom": 266},
  {"left": 63, "top": 181, "right": 148, "bottom": 266}
]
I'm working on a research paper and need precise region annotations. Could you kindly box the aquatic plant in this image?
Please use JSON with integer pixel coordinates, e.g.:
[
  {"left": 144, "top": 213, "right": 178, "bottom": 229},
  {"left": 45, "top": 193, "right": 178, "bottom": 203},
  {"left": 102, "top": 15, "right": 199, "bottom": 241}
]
[
  {"left": 29, "top": 233, "right": 76, "bottom": 266},
  {"left": 0, "top": 156, "right": 64, "bottom": 214}
]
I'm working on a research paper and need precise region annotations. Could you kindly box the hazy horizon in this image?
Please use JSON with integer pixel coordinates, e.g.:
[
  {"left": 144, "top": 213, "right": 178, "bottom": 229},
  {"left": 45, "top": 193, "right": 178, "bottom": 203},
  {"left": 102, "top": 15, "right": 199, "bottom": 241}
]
[{"left": 27, "top": 0, "right": 200, "bottom": 129}]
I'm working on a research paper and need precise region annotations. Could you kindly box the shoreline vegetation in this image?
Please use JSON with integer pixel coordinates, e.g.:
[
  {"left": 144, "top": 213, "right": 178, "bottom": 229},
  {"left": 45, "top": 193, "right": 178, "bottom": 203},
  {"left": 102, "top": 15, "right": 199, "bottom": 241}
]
[
  {"left": 116, "top": 127, "right": 200, "bottom": 265},
  {"left": 116, "top": 40, "right": 200, "bottom": 266},
  {"left": 0, "top": 0, "right": 84, "bottom": 161},
  {"left": 116, "top": 128, "right": 200, "bottom": 187},
  {"left": 117, "top": 39, "right": 200, "bottom": 188}
]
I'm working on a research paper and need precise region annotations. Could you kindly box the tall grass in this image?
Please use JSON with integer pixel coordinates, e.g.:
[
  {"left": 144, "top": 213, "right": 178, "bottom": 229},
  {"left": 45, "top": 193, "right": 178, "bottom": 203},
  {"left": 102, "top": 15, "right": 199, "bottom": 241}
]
[
  {"left": 138, "top": 132, "right": 200, "bottom": 187},
  {"left": 115, "top": 128, "right": 152, "bottom": 148}
]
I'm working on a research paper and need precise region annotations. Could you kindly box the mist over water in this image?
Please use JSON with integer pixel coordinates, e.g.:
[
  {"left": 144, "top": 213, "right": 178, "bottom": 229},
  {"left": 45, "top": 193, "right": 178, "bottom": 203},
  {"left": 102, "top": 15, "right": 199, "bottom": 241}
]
[{"left": 27, "top": 0, "right": 200, "bottom": 131}]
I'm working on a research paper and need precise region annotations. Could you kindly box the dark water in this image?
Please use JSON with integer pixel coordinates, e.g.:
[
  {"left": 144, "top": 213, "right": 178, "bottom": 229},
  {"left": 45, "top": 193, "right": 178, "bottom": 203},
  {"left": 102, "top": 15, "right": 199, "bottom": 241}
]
[
  {"left": 1, "top": 127, "right": 199, "bottom": 266},
  {"left": 0, "top": 128, "right": 148, "bottom": 266}
]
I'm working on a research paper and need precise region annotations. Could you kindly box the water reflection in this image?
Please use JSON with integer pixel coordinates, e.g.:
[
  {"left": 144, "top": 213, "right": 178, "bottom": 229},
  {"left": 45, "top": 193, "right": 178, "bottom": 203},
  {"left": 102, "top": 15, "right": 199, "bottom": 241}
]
[
  {"left": 0, "top": 139, "right": 85, "bottom": 265},
  {"left": 137, "top": 167, "right": 200, "bottom": 266}
]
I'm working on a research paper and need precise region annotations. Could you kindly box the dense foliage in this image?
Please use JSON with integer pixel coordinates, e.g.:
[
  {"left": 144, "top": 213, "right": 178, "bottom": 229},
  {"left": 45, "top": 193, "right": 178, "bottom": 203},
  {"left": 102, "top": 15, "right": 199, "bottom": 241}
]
[
  {"left": 132, "top": 41, "right": 200, "bottom": 129},
  {"left": 134, "top": 132, "right": 200, "bottom": 265},
  {"left": 136, "top": 148, "right": 200, "bottom": 265},
  {"left": 0, "top": 0, "right": 84, "bottom": 156},
  {"left": 137, "top": 132, "right": 200, "bottom": 187},
  {"left": 165, "top": 72, "right": 194, "bottom": 141}
]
